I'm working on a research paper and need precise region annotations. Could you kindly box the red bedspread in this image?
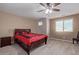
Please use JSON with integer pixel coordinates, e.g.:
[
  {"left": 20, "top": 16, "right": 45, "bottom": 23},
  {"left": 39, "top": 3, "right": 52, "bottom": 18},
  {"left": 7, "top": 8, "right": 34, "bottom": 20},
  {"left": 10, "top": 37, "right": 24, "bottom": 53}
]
[{"left": 15, "top": 33, "right": 48, "bottom": 46}]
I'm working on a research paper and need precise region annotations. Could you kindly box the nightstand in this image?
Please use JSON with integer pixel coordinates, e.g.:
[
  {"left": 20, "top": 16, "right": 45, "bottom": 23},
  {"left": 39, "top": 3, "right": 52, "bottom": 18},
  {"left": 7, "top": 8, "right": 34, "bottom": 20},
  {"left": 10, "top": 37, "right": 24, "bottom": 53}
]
[{"left": 0, "top": 36, "right": 11, "bottom": 47}]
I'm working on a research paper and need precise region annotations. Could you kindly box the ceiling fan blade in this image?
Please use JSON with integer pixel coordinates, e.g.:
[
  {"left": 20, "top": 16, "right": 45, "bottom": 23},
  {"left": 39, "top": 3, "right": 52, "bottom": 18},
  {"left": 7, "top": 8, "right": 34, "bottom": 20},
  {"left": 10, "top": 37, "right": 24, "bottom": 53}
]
[
  {"left": 53, "top": 9, "right": 60, "bottom": 11},
  {"left": 37, "top": 9, "right": 45, "bottom": 12},
  {"left": 46, "top": 3, "right": 53, "bottom": 8},
  {"left": 46, "top": 3, "right": 50, "bottom": 7},
  {"left": 54, "top": 3, "right": 61, "bottom": 7},
  {"left": 40, "top": 3, "right": 45, "bottom": 7}
]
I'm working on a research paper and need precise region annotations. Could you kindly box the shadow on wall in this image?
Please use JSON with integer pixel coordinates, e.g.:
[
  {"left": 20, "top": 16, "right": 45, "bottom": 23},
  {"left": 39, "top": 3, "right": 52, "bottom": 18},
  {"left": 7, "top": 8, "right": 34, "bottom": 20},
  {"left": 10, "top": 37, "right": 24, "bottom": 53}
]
[{"left": 37, "top": 18, "right": 47, "bottom": 34}]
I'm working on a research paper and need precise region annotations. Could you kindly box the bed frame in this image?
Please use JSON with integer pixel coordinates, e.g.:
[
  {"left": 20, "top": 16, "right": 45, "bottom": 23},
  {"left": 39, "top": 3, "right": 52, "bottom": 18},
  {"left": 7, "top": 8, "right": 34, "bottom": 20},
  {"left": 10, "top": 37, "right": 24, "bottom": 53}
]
[{"left": 14, "top": 29, "right": 47, "bottom": 55}]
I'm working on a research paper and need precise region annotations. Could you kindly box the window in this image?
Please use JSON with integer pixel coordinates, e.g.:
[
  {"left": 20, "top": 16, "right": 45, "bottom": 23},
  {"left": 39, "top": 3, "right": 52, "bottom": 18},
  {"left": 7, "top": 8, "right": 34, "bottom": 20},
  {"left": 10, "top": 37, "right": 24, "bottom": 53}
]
[
  {"left": 64, "top": 19, "right": 73, "bottom": 32},
  {"left": 56, "top": 20, "right": 63, "bottom": 32},
  {"left": 56, "top": 18, "right": 73, "bottom": 32}
]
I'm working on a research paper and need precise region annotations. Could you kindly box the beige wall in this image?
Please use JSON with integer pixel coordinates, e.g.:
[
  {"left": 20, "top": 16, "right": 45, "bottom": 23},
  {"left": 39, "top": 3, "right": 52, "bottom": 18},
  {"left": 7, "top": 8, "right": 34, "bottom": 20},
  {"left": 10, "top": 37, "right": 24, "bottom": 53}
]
[
  {"left": 1, "top": 10, "right": 79, "bottom": 41},
  {"left": 50, "top": 14, "right": 79, "bottom": 41},
  {"left": 0, "top": 11, "right": 38, "bottom": 37}
]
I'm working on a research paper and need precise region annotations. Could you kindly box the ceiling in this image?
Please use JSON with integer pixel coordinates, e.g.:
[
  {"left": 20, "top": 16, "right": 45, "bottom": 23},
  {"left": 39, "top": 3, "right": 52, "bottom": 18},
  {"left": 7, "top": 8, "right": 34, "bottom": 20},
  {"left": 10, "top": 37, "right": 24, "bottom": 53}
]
[{"left": 0, "top": 3, "right": 79, "bottom": 19}]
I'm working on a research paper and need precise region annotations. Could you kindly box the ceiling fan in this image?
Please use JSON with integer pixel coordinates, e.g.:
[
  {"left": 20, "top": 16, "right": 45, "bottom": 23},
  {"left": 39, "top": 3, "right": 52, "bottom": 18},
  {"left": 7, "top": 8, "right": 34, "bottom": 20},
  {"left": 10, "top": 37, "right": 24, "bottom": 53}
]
[{"left": 37, "top": 3, "right": 61, "bottom": 14}]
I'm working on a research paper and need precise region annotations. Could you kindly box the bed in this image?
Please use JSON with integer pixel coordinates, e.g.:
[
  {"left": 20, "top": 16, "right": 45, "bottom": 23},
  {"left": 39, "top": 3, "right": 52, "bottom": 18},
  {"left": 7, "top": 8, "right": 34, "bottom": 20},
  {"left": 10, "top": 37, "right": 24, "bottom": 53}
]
[{"left": 14, "top": 29, "right": 48, "bottom": 55}]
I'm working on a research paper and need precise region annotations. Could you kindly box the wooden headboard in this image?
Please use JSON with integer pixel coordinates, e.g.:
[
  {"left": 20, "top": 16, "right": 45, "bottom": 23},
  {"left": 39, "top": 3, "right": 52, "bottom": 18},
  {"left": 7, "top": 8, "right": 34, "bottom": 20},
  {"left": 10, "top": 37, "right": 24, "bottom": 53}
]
[
  {"left": 15, "top": 29, "right": 31, "bottom": 33},
  {"left": 14, "top": 29, "right": 31, "bottom": 38}
]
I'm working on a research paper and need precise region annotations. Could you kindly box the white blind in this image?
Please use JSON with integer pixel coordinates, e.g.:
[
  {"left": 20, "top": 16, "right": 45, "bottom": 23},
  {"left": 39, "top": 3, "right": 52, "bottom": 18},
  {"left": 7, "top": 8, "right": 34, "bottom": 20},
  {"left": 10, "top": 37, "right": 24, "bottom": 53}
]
[{"left": 56, "top": 18, "right": 73, "bottom": 32}]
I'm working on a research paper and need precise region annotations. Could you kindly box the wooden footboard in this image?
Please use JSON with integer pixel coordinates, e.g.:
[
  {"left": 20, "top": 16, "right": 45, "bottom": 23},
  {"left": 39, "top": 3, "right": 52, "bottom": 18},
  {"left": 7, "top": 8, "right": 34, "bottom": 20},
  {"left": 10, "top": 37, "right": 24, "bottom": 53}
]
[{"left": 15, "top": 37, "right": 47, "bottom": 55}]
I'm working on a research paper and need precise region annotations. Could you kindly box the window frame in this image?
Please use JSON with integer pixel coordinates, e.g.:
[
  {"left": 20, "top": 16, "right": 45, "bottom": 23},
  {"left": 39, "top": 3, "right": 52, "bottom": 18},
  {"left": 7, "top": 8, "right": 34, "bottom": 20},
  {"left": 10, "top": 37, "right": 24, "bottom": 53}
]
[
  {"left": 55, "top": 20, "right": 63, "bottom": 32},
  {"left": 55, "top": 18, "right": 73, "bottom": 32}
]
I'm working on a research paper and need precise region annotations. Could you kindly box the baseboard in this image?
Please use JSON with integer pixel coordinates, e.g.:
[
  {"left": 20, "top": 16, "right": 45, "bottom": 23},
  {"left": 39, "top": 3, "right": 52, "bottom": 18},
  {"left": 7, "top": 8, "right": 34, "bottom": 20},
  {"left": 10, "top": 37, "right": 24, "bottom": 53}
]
[{"left": 49, "top": 37, "right": 72, "bottom": 43}]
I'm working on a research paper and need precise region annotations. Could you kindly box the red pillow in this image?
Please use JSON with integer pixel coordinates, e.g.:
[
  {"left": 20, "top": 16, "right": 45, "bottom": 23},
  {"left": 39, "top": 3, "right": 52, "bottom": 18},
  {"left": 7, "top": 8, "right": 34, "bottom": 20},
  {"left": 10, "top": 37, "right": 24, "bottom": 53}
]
[
  {"left": 22, "top": 32, "right": 28, "bottom": 36},
  {"left": 15, "top": 32, "right": 19, "bottom": 35}
]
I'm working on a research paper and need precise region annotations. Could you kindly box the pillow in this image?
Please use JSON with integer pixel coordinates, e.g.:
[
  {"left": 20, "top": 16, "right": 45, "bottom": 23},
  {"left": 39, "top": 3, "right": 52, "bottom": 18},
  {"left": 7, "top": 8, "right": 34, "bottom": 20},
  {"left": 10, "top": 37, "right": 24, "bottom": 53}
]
[
  {"left": 18, "top": 32, "right": 22, "bottom": 35},
  {"left": 22, "top": 35, "right": 31, "bottom": 38},
  {"left": 25, "top": 30, "right": 30, "bottom": 33},
  {"left": 15, "top": 32, "right": 19, "bottom": 35},
  {"left": 16, "top": 32, "right": 22, "bottom": 35},
  {"left": 22, "top": 32, "right": 28, "bottom": 36}
]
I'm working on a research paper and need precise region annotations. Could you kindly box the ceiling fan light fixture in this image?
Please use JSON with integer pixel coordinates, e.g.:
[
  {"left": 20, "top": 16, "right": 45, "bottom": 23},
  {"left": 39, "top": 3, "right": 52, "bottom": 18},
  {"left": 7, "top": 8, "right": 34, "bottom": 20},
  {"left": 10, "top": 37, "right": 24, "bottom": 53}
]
[
  {"left": 45, "top": 9, "right": 52, "bottom": 14},
  {"left": 52, "top": 5, "right": 54, "bottom": 8},
  {"left": 39, "top": 3, "right": 60, "bottom": 14},
  {"left": 45, "top": 9, "right": 49, "bottom": 14},
  {"left": 49, "top": 10, "right": 52, "bottom": 13}
]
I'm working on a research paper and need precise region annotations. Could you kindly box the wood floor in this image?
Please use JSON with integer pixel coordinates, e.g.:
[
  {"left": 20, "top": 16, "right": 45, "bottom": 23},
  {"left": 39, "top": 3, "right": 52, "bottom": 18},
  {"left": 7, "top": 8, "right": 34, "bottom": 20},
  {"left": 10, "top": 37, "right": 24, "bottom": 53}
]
[{"left": 0, "top": 39, "right": 79, "bottom": 55}]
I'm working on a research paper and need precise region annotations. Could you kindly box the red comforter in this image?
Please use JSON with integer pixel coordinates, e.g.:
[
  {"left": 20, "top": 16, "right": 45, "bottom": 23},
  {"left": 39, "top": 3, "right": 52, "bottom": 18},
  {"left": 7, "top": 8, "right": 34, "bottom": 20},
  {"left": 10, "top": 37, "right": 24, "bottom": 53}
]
[{"left": 15, "top": 33, "right": 48, "bottom": 46}]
